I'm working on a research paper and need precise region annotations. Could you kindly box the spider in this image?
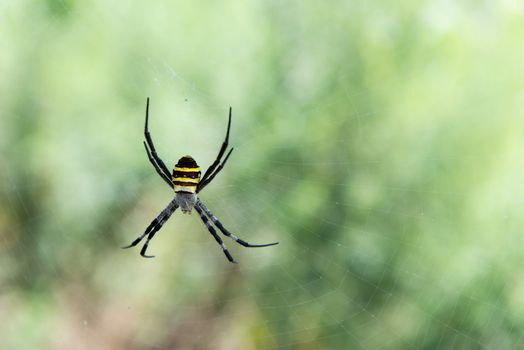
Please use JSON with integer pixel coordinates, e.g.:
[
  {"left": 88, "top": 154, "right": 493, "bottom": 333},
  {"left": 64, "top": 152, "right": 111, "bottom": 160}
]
[{"left": 122, "top": 98, "right": 278, "bottom": 263}]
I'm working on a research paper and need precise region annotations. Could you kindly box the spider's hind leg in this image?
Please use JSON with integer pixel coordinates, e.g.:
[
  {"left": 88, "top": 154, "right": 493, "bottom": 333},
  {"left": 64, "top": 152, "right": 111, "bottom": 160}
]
[
  {"left": 194, "top": 205, "right": 237, "bottom": 263},
  {"left": 122, "top": 198, "right": 178, "bottom": 258},
  {"left": 196, "top": 199, "right": 279, "bottom": 248}
]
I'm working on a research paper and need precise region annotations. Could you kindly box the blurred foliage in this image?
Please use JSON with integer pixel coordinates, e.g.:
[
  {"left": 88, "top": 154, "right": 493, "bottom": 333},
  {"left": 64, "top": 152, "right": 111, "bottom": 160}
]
[{"left": 1, "top": 0, "right": 524, "bottom": 349}]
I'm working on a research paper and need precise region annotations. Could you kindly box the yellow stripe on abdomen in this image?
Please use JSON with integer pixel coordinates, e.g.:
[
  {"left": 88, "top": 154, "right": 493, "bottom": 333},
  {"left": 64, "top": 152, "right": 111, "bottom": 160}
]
[
  {"left": 174, "top": 184, "right": 197, "bottom": 193},
  {"left": 174, "top": 166, "right": 201, "bottom": 172},
  {"left": 172, "top": 177, "right": 199, "bottom": 183}
]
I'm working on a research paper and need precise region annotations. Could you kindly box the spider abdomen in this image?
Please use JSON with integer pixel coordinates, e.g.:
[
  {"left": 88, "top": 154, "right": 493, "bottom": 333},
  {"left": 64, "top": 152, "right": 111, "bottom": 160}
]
[{"left": 172, "top": 155, "right": 201, "bottom": 194}]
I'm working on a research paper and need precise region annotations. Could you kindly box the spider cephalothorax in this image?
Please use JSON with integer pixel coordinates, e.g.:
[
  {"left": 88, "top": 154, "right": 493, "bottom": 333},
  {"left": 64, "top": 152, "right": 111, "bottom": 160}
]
[{"left": 122, "top": 98, "right": 278, "bottom": 263}]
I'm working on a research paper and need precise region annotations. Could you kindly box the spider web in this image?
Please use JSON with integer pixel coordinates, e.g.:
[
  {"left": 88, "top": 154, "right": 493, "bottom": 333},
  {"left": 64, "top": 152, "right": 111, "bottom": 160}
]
[{"left": 1, "top": 1, "right": 524, "bottom": 349}]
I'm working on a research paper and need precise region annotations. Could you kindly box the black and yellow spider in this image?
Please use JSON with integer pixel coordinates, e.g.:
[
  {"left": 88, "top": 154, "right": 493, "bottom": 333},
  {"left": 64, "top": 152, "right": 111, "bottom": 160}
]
[{"left": 122, "top": 98, "right": 278, "bottom": 263}]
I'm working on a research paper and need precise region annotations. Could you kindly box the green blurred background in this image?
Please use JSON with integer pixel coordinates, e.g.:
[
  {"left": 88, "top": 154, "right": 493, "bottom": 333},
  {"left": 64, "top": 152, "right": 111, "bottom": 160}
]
[{"left": 2, "top": 1, "right": 524, "bottom": 349}]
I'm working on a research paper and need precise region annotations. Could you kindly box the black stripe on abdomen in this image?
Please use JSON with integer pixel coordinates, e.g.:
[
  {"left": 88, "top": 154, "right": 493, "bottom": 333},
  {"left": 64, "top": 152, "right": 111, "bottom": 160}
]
[
  {"left": 173, "top": 181, "right": 198, "bottom": 187},
  {"left": 172, "top": 170, "right": 200, "bottom": 179}
]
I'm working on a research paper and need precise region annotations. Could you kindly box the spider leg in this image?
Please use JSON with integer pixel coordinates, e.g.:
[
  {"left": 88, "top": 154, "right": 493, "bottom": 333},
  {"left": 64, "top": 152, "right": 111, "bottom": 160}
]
[
  {"left": 121, "top": 217, "right": 160, "bottom": 249},
  {"left": 197, "top": 200, "right": 279, "bottom": 248},
  {"left": 194, "top": 205, "right": 237, "bottom": 263},
  {"left": 196, "top": 147, "right": 233, "bottom": 193},
  {"left": 122, "top": 198, "right": 178, "bottom": 258},
  {"left": 144, "top": 141, "right": 174, "bottom": 188},
  {"left": 199, "top": 107, "right": 232, "bottom": 185},
  {"left": 139, "top": 213, "right": 171, "bottom": 258},
  {"left": 143, "top": 97, "right": 172, "bottom": 181}
]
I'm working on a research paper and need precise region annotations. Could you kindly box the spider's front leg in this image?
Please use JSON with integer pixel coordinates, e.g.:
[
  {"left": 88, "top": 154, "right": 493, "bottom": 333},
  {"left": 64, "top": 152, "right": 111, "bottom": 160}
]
[
  {"left": 143, "top": 97, "right": 174, "bottom": 188},
  {"left": 197, "top": 107, "right": 234, "bottom": 193}
]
